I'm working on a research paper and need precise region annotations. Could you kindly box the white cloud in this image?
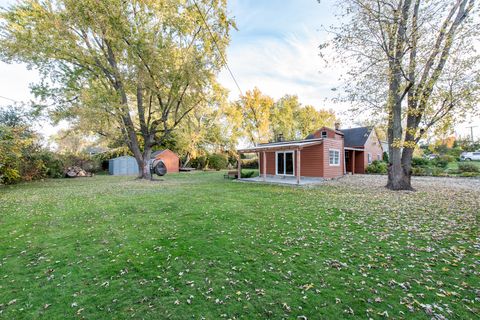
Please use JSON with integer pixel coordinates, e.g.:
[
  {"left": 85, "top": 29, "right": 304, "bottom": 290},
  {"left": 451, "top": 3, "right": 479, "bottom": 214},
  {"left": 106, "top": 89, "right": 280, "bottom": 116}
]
[{"left": 219, "top": 26, "right": 351, "bottom": 118}]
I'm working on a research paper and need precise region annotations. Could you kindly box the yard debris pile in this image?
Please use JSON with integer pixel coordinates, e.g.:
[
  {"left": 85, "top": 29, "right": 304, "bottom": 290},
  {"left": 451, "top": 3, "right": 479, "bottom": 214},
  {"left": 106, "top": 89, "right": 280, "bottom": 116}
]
[{"left": 64, "top": 166, "right": 93, "bottom": 178}]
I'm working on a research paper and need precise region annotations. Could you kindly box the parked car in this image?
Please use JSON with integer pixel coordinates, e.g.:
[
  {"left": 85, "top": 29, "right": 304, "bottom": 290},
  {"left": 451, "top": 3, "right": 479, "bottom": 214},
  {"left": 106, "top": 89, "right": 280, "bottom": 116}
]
[{"left": 460, "top": 151, "right": 480, "bottom": 161}]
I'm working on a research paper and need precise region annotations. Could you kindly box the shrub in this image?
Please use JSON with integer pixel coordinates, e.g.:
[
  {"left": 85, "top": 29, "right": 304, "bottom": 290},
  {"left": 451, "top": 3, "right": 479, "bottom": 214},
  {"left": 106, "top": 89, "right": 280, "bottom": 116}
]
[
  {"left": 0, "top": 125, "right": 25, "bottom": 184},
  {"left": 0, "top": 164, "right": 21, "bottom": 184},
  {"left": 366, "top": 160, "right": 387, "bottom": 174},
  {"left": 241, "top": 170, "right": 256, "bottom": 178},
  {"left": 432, "top": 158, "right": 449, "bottom": 168},
  {"left": 458, "top": 162, "right": 479, "bottom": 173},
  {"left": 34, "top": 151, "right": 65, "bottom": 178},
  {"left": 190, "top": 156, "right": 207, "bottom": 170},
  {"left": 412, "top": 166, "right": 446, "bottom": 176},
  {"left": 430, "top": 167, "right": 447, "bottom": 176},
  {"left": 459, "top": 171, "right": 480, "bottom": 177},
  {"left": 439, "top": 154, "right": 455, "bottom": 163},
  {"left": 382, "top": 151, "right": 389, "bottom": 163},
  {"left": 412, "top": 157, "right": 430, "bottom": 167},
  {"left": 241, "top": 158, "right": 259, "bottom": 169},
  {"left": 207, "top": 153, "right": 228, "bottom": 171},
  {"left": 20, "top": 158, "right": 47, "bottom": 181},
  {"left": 412, "top": 167, "right": 427, "bottom": 176},
  {"left": 446, "top": 147, "right": 463, "bottom": 159}
]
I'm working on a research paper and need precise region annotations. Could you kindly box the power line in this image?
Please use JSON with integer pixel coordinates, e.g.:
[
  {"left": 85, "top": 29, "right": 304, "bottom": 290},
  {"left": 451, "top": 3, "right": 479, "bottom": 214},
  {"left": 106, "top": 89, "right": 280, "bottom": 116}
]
[
  {"left": 192, "top": 0, "right": 243, "bottom": 97},
  {"left": 0, "top": 95, "right": 19, "bottom": 103}
]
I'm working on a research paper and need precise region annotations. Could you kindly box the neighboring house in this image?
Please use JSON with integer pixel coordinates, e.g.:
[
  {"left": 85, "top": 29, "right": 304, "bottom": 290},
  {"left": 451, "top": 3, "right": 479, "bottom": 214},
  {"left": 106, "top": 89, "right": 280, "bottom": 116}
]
[
  {"left": 340, "top": 127, "right": 384, "bottom": 174},
  {"left": 381, "top": 141, "right": 389, "bottom": 156},
  {"left": 151, "top": 149, "right": 180, "bottom": 173},
  {"left": 237, "top": 125, "right": 383, "bottom": 182}
]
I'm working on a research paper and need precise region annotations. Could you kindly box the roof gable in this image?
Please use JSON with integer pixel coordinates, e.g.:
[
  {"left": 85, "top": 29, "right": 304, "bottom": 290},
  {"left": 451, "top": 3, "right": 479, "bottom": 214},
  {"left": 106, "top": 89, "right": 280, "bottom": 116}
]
[
  {"left": 152, "top": 149, "right": 179, "bottom": 160},
  {"left": 305, "top": 126, "right": 343, "bottom": 139},
  {"left": 341, "top": 127, "right": 373, "bottom": 147},
  {"left": 151, "top": 150, "right": 165, "bottom": 158}
]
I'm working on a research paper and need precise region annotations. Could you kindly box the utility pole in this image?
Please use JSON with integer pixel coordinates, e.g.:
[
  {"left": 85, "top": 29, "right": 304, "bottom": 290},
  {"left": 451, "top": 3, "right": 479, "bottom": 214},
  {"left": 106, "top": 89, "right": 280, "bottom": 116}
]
[{"left": 466, "top": 125, "right": 478, "bottom": 142}]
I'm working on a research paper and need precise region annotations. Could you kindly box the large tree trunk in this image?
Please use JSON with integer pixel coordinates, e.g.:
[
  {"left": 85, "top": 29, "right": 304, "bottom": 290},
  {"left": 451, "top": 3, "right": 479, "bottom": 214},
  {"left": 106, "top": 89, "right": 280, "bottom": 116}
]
[
  {"left": 387, "top": 146, "right": 414, "bottom": 191},
  {"left": 140, "top": 148, "right": 153, "bottom": 180},
  {"left": 386, "top": 0, "right": 413, "bottom": 191},
  {"left": 387, "top": 165, "right": 413, "bottom": 190}
]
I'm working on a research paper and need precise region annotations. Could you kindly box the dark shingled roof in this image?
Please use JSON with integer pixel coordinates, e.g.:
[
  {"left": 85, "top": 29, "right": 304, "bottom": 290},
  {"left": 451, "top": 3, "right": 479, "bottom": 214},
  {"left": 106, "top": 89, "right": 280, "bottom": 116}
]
[
  {"left": 151, "top": 150, "right": 165, "bottom": 159},
  {"left": 341, "top": 127, "right": 372, "bottom": 147},
  {"left": 305, "top": 126, "right": 373, "bottom": 147}
]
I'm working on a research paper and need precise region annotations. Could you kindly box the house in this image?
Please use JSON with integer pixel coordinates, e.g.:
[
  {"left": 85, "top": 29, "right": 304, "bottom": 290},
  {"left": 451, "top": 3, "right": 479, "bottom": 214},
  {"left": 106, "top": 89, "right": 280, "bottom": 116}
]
[
  {"left": 340, "top": 127, "right": 384, "bottom": 174},
  {"left": 151, "top": 149, "right": 180, "bottom": 173},
  {"left": 237, "top": 125, "right": 383, "bottom": 183}
]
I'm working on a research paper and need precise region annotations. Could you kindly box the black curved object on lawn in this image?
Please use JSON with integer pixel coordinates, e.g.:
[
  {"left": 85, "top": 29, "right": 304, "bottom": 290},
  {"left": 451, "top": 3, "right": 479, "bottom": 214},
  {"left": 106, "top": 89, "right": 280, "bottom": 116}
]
[{"left": 152, "top": 160, "right": 167, "bottom": 176}]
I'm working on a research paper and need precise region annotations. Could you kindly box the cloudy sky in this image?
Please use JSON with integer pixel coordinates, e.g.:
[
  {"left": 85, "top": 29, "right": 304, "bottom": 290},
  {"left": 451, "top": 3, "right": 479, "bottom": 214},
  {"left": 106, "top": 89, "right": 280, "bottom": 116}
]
[{"left": 0, "top": 0, "right": 478, "bottom": 139}]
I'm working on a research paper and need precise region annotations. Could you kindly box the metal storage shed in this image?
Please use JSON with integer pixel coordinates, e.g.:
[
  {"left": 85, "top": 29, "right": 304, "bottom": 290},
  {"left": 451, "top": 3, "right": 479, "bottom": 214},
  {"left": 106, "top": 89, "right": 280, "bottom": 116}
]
[{"left": 108, "top": 156, "right": 139, "bottom": 176}]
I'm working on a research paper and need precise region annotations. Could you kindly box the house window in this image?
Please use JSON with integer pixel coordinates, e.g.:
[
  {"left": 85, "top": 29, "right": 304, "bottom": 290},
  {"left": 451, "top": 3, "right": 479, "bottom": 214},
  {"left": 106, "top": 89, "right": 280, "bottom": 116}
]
[
  {"left": 321, "top": 131, "right": 328, "bottom": 138},
  {"left": 377, "top": 154, "right": 381, "bottom": 161},
  {"left": 276, "top": 151, "right": 295, "bottom": 175},
  {"left": 368, "top": 153, "right": 372, "bottom": 164},
  {"left": 329, "top": 149, "right": 340, "bottom": 166}
]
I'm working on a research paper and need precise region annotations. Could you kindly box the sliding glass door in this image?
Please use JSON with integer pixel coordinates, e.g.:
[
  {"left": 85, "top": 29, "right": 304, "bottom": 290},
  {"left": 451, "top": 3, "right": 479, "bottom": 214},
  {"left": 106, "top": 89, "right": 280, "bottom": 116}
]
[{"left": 276, "top": 151, "right": 295, "bottom": 176}]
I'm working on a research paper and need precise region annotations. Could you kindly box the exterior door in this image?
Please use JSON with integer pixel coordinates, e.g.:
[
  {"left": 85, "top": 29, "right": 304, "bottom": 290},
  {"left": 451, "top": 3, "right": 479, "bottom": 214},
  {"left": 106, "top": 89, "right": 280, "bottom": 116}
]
[{"left": 276, "top": 151, "right": 295, "bottom": 176}]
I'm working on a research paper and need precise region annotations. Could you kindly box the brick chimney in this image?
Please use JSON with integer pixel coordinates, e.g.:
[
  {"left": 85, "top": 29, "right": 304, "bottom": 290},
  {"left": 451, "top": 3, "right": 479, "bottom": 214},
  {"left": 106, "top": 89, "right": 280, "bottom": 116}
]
[{"left": 334, "top": 122, "right": 341, "bottom": 130}]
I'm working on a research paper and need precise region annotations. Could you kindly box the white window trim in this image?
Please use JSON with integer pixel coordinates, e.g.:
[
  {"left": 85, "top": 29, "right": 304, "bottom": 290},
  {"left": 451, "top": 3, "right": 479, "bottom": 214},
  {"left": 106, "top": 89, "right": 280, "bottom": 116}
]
[
  {"left": 329, "top": 149, "right": 340, "bottom": 166},
  {"left": 275, "top": 150, "right": 295, "bottom": 176},
  {"left": 321, "top": 131, "right": 328, "bottom": 138},
  {"left": 368, "top": 153, "right": 372, "bottom": 164}
]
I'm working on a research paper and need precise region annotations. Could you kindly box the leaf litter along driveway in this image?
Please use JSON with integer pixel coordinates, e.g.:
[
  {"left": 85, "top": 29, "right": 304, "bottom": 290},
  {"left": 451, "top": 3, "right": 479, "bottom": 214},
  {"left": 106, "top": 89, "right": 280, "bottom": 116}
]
[{"left": 325, "top": 173, "right": 480, "bottom": 191}]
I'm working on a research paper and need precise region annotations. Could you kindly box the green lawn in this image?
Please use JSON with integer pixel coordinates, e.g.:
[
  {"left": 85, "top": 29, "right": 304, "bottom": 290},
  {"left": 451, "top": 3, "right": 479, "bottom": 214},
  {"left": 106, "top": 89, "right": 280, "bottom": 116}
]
[{"left": 0, "top": 173, "right": 478, "bottom": 319}]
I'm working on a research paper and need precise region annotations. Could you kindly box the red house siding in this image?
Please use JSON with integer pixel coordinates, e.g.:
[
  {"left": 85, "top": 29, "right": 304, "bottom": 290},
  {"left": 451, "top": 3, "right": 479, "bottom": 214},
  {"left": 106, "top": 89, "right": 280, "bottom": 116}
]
[
  {"left": 310, "top": 127, "right": 343, "bottom": 140},
  {"left": 254, "top": 128, "right": 381, "bottom": 179},
  {"left": 322, "top": 138, "right": 344, "bottom": 178},
  {"left": 259, "top": 152, "right": 276, "bottom": 175},
  {"left": 300, "top": 145, "right": 324, "bottom": 177},
  {"left": 258, "top": 140, "right": 344, "bottom": 179}
]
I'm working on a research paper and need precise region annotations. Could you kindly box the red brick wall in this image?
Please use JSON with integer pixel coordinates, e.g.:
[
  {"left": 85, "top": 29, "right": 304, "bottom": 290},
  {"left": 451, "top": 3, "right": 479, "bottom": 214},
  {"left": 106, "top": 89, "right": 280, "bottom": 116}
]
[{"left": 363, "top": 131, "right": 383, "bottom": 168}]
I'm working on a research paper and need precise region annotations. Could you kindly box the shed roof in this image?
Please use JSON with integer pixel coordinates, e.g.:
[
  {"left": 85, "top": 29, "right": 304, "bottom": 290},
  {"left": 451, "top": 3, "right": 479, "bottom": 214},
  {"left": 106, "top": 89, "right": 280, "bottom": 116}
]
[
  {"left": 151, "top": 150, "right": 165, "bottom": 158},
  {"left": 111, "top": 155, "right": 135, "bottom": 160},
  {"left": 151, "top": 149, "right": 179, "bottom": 159}
]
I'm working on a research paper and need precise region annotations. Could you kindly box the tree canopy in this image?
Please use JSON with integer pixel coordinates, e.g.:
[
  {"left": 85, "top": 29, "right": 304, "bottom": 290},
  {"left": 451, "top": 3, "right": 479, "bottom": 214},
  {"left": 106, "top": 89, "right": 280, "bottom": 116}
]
[
  {"left": 325, "top": 0, "right": 479, "bottom": 190},
  {"left": 0, "top": 0, "right": 234, "bottom": 178},
  {"left": 228, "top": 87, "right": 337, "bottom": 146}
]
